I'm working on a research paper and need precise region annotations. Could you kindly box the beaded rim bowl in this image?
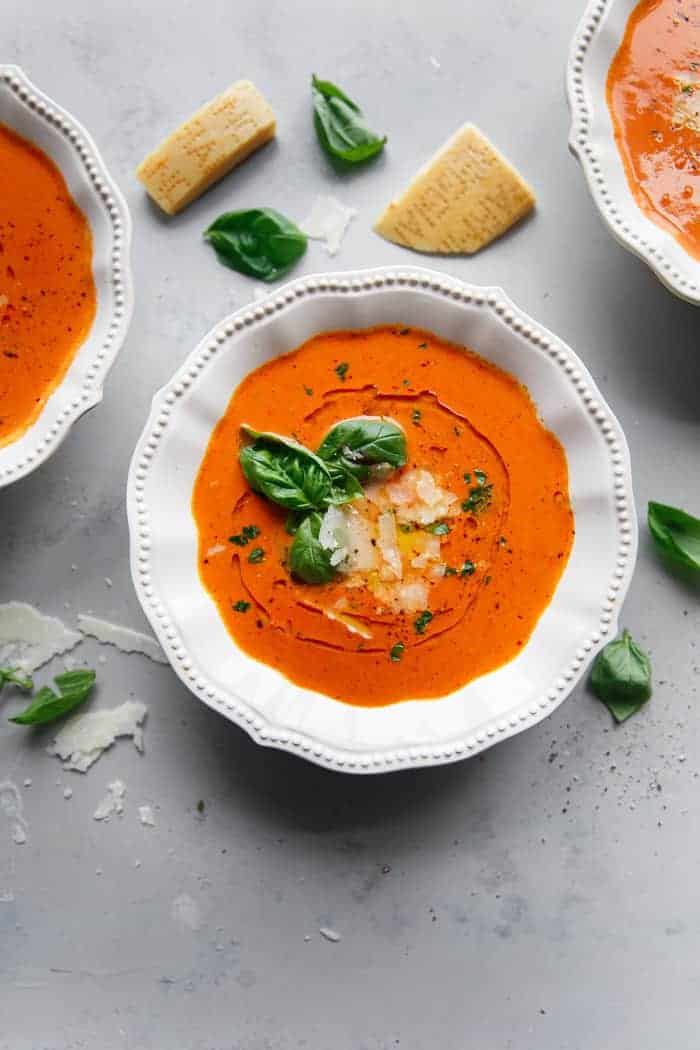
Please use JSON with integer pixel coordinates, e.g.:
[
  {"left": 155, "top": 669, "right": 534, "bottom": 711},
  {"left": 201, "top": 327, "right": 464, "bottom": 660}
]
[
  {"left": 0, "top": 65, "right": 133, "bottom": 487},
  {"left": 127, "top": 266, "right": 637, "bottom": 774},
  {"left": 567, "top": 0, "right": 700, "bottom": 306}
]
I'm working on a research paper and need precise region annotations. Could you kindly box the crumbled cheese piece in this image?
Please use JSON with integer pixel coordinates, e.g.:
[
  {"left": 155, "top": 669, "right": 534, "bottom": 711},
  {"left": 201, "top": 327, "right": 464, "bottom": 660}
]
[
  {"left": 301, "top": 196, "right": 358, "bottom": 256},
  {"left": 48, "top": 701, "right": 147, "bottom": 773},
  {"left": 138, "top": 805, "right": 156, "bottom": 827},
  {"left": 0, "top": 780, "right": 28, "bottom": 847},
  {"left": 63, "top": 787, "right": 73, "bottom": 800},
  {"left": 93, "top": 779, "right": 126, "bottom": 821},
  {"left": 377, "top": 511, "right": 402, "bottom": 580},
  {"left": 0, "top": 602, "right": 82, "bottom": 672},
  {"left": 319, "top": 927, "right": 342, "bottom": 943},
  {"left": 77, "top": 615, "right": 167, "bottom": 665}
]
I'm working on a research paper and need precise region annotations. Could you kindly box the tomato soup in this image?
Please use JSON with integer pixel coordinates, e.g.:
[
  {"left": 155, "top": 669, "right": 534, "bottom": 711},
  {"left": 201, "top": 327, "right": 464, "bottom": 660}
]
[
  {"left": 0, "top": 123, "right": 96, "bottom": 447},
  {"left": 607, "top": 0, "right": 700, "bottom": 258},
  {"left": 193, "top": 327, "right": 574, "bottom": 707}
]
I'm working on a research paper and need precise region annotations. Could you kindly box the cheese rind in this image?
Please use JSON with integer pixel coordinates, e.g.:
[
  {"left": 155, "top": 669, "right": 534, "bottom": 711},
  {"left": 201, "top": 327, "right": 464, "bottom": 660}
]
[
  {"left": 374, "top": 123, "right": 535, "bottom": 254},
  {"left": 137, "top": 80, "right": 276, "bottom": 215}
]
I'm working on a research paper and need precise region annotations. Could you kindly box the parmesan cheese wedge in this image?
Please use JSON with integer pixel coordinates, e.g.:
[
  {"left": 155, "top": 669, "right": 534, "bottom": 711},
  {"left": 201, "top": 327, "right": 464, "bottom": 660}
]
[
  {"left": 374, "top": 123, "right": 535, "bottom": 254},
  {"left": 136, "top": 80, "right": 276, "bottom": 215}
]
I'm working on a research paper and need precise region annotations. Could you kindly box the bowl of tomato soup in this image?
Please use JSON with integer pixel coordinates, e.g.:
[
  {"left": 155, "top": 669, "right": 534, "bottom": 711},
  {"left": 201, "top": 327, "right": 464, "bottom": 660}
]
[
  {"left": 568, "top": 0, "right": 700, "bottom": 304},
  {"left": 0, "top": 66, "right": 132, "bottom": 486},
  {"left": 127, "top": 267, "right": 636, "bottom": 773}
]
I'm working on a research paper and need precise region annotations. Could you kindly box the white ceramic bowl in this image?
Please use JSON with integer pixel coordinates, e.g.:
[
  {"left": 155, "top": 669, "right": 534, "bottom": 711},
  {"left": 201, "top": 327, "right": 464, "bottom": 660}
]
[
  {"left": 0, "top": 66, "right": 133, "bottom": 487},
  {"left": 127, "top": 266, "right": 637, "bottom": 774},
  {"left": 567, "top": 0, "right": 700, "bottom": 305}
]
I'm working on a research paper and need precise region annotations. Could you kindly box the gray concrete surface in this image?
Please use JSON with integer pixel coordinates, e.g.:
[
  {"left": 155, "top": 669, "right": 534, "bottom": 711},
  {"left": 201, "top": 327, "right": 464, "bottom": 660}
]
[{"left": 2, "top": 1, "right": 700, "bottom": 1047}]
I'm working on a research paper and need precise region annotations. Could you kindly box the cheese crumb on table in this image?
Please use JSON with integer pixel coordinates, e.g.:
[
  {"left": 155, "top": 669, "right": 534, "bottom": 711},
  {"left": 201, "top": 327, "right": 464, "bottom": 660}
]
[
  {"left": 374, "top": 122, "right": 535, "bottom": 254},
  {"left": 136, "top": 80, "right": 277, "bottom": 215}
]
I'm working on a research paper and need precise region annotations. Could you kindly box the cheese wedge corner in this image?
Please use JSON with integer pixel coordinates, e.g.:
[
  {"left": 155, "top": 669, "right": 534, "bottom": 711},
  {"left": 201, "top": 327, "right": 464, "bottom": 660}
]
[
  {"left": 374, "top": 123, "right": 535, "bottom": 255},
  {"left": 136, "top": 80, "right": 276, "bottom": 216}
]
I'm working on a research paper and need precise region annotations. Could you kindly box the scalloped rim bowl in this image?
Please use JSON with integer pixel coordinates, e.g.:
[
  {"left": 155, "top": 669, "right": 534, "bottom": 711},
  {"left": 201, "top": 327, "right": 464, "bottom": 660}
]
[
  {"left": 127, "top": 266, "right": 637, "bottom": 774},
  {"left": 0, "top": 65, "right": 133, "bottom": 487},
  {"left": 567, "top": 0, "right": 700, "bottom": 305}
]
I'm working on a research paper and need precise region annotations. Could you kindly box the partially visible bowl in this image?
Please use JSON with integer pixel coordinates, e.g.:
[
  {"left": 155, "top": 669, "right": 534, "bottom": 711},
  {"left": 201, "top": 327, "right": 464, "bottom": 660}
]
[
  {"left": 567, "top": 0, "right": 700, "bottom": 305},
  {"left": 0, "top": 65, "right": 133, "bottom": 487},
  {"left": 127, "top": 266, "right": 637, "bottom": 774}
]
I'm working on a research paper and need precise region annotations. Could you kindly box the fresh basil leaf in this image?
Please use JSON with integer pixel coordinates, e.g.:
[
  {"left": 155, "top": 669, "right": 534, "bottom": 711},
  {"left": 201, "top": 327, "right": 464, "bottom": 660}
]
[
  {"left": 414, "top": 610, "right": 433, "bottom": 635},
  {"left": 0, "top": 667, "right": 33, "bottom": 692},
  {"left": 233, "top": 600, "right": 250, "bottom": 613},
  {"left": 317, "top": 417, "right": 407, "bottom": 482},
  {"left": 9, "top": 669, "right": 96, "bottom": 726},
  {"left": 204, "top": 208, "right": 307, "bottom": 282},
  {"left": 312, "top": 75, "right": 387, "bottom": 167},
  {"left": 325, "top": 460, "right": 365, "bottom": 505},
  {"left": 240, "top": 426, "right": 333, "bottom": 511},
  {"left": 289, "top": 512, "right": 337, "bottom": 584},
  {"left": 462, "top": 484, "right": 493, "bottom": 513},
  {"left": 648, "top": 501, "right": 700, "bottom": 573},
  {"left": 389, "top": 642, "right": 405, "bottom": 662},
  {"left": 589, "top": 630, "right": 652, "bottom": 723}
]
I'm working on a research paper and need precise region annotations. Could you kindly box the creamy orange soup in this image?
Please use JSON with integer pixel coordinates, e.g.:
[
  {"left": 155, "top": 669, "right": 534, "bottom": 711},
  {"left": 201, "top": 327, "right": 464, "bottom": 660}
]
[
  {"left": 607, "top": 0, "right": 700, "bottom": 258},
  {"left": 0, "top": 123, "right": 96, "bottom": 447},
  {"left": 193, "top": 326, "right": 574, "bottom": 707}
]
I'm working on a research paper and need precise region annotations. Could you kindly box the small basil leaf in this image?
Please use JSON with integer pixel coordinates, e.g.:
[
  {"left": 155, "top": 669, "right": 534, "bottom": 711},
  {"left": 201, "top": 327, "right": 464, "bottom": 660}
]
[
  {"left": 325, "top": 460, "right": 365, "bottom": 505},
  {"left": 289, "top": 512, "right": 337, "bottom": 584},
  {"left": 589, "top": 630, "right": 652, "bottom": 723},
  {"left": 317, "top": 417, "right": 407, "bottom": 481},
  {"left": 648, "top": 501, "right": 700, "bottom": 573},
  {"left": 204, "top": 208, "right": 307, "bottom": 282},
  {"left": 9, "top": 669, "right": 96, "bottom": 726},
  {"left": 311, "top": 75, "right": 387, "bottom": 167},
  {"left": 0, "top": 667, "right": 33, "bottom": 692},
  {"left": 240, "top": 426, "right": 333, "bottom": 511}
]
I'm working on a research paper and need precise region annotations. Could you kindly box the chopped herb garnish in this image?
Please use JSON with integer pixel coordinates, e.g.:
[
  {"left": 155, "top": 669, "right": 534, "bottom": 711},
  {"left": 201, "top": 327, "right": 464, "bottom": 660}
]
[
  {"left": 499, "top": 536, "right": 507, "bottom": 546},
  {"left": 414, "top": 610, "right": 433, "bottom": 634},
  {"left": 389, "top": 642, "right": 405, "bottom": 662},
  {"left": 304, "top": 385, "right": 314, "bottom": 396},
  {"left": 453, "top": 426, "right": 462, "bottom": 437},
  {"left": 402, "top": 378, "right": 411, "bottom": 387},
  {"left": 411, "top": 409, "right": 422, "bottom": 425},
  {"left": 399, "top": 522, "right": 414, "bottom": 534},
  {"left": 463, "top": 472, "right": 471, "bottom": 484},
  {"left": 474, "top": 469, "right": 487, "bottom": 486},
  {"left": 485, "top": 575, "right": 492, "bottom": 585},
  {"left": 398, "top": 328, "right": 410, "bottom": 335},
  {"left": 229, "top": 524, "right": 261, "bottom": 547},
  {"left": 248, "top": 547, "right": 265, "bottom": 564},
  {"left": 196, "top": 799, "right": 205, "bottom": 814},
  {"left": 444, "top": 566, "right": 458, "bottom": 576},
  {"left": 417, "top": 342, "right": 428, "bottom": 349},
  {"left": 425, "top": 521, "right": 450, "bottom": 535},
  {"left": 335, "top": 361, "right": 349, "bottom": 381},
  {"left": 460, "top": 560, "right": 475, "bottom": 576},
  {"left": 462, "top": 484, "right": 493, "bottom": 513},
  {"left": 682, "top": 83, "right": 694, "bottom": 93},
  {"left": 233, "top": 600, "right": 251, "bottom": 613}
]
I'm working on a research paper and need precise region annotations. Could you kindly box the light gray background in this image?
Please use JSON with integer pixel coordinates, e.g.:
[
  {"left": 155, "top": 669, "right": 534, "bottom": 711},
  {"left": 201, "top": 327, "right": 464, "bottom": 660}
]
[{"left": 2, "top": 1, "right": 699, "bottom": 1047}]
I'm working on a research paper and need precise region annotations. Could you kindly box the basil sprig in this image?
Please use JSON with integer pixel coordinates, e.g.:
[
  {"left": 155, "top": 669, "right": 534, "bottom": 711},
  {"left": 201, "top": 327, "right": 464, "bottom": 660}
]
[
  {"left": 289, "top": 513, "right": 336, "bottom": 585},
  {"left": 9, "top": 669, "right": 96, "bottom": 726},
  {"left": 204, "top": 208, "right": 307, "bottom": 282},
  {"left": 648, "top": 501, "right": 700, "bottom": 573},
  {"left": 239, "top": 417, "right": 406, "bottom": 585},
  {"left": 311, "top": 75, "right": 387, "bottom": 167},
  {"left": 589, "top": 630, "right": 652, "bottom": 723}
]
